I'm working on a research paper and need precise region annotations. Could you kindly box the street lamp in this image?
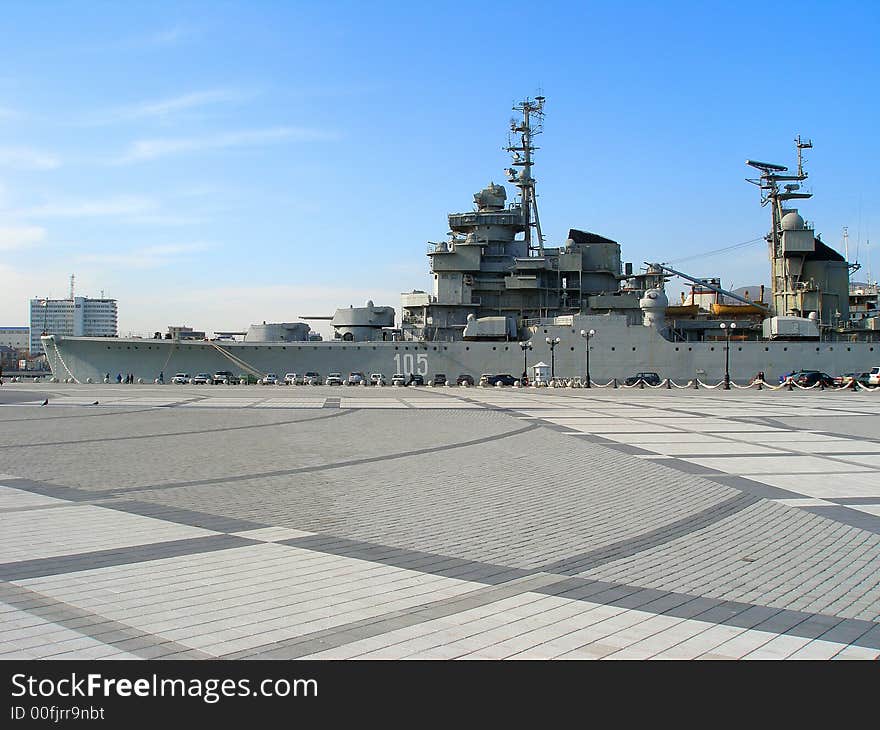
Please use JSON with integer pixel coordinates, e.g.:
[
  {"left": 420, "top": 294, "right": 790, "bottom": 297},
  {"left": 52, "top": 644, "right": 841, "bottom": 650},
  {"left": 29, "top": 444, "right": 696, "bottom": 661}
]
[
  {"left": 580, "top": 329, "right": 596, "bottom": 387},
  {"left": 519, "top": 340, "right": 532, "bottom": 384},
  {"left": 719, "top": 322, "right": 737, "bottom": 389},
  {"left": 545, "top": 336, "right": 561, "bottom": 379}
]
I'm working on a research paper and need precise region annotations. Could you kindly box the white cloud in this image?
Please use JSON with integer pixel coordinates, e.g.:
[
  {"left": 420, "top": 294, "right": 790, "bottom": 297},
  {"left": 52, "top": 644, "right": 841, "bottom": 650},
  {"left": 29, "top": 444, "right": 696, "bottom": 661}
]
[
  {"left": 148, "top": 26, "right": 188, "bottom": 46},
  {"left": 76, "top": 242, "right": 211, "bottom": 269},
  {"left": 15, "top": 195, "right": 158, "bottom": 219},
  {"left": 116, "top": 127, "right": 338, "bottom": 164},
  {"left": 91, "top": 89, "right": 254, "bottom": 125},
  {"left": 0, "top": 146, "right": 60, "bottom": 170},
  {"left": 0, "top": 225, "right": 46, "bottom": 250}
]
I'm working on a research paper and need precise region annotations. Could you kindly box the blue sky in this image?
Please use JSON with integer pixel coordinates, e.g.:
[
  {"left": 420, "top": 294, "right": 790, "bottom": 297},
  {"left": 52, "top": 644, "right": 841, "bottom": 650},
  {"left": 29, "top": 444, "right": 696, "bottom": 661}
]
[{"left": 2, "top": 0, "right": 878, "bottom": 336}]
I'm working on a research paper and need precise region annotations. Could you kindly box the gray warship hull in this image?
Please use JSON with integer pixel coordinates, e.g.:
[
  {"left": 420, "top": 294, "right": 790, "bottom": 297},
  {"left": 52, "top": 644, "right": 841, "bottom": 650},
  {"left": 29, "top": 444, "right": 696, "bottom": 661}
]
[
  {"left": 38, "top": 99, "right": 880, "bottom": 383},
  {"left": 43, "top": 315, "right": 878, "bottom": 385}
]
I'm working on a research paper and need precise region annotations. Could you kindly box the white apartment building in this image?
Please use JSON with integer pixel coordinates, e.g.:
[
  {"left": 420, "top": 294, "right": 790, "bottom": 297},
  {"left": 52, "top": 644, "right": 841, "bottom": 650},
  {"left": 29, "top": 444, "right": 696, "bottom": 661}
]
[
  {"left": 29, "top": 297, "right": 118, "bottom": 355},
  {"left": 0, "top": 326, "right": 30, "bottom": 351}
]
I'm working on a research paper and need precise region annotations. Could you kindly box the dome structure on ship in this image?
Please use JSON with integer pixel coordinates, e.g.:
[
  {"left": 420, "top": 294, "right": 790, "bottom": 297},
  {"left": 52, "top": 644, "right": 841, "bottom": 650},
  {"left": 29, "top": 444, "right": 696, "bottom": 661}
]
[{"left": 780, "top": 211, "right": 805, "bottom": 231}]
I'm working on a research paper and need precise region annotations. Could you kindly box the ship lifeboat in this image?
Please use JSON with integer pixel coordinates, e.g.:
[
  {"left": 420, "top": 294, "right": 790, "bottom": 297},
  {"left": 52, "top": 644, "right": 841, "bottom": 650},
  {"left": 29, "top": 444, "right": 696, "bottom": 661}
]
[
  {"left": 665, "top": 304, "right": 701, "bottom": 317},
  {"left": 710, "top": 303, "right": 767, "bottom": 316}
]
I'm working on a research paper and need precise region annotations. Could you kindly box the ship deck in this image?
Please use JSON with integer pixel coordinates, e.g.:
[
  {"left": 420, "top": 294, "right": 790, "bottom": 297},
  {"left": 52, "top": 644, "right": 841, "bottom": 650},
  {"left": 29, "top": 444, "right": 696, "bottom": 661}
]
[{"left": 1, "top": 382, "right": 879, "bottom": 660}]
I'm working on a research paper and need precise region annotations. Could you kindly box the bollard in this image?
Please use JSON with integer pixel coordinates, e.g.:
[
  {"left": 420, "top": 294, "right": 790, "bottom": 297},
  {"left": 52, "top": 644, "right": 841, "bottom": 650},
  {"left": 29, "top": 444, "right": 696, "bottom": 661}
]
[
  {"left": 666, "top": 378, "right": 672, "bottom": 389},
  {"left": 639, "top": 381, "right": 644, "bottom": 389},
  {"left": 693, "top": 379, "right": 699, "bottom": 389},
  {"left": 757, "top": 379, "right": 763, "bottom": 391},
  {"left": 613, "top": 378, "right": 618, "bottom": 389},
  {"left": 820, "top": 381, "right": 825, "bottom": 391},
  {"left": 787, "top": 379, "right": 794, "bottom": 391}
]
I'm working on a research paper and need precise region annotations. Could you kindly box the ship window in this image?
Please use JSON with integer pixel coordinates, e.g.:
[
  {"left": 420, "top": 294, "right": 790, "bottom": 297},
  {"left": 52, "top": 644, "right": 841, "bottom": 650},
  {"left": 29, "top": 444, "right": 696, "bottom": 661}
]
[
  {"left": 465, "top": 346, "right": 470, "bottom": 351},
  {"left": 847, "top": 347, "right": 851, "bottom": 352},
  {"left": 127, "top": 346, "right": 130, "bottom": 349},
  {"left": 505, "top": 346, "right": 509, "bottom": 351},
  {"left": 543, "top": 329, "right": 547, "bottom": 333},
  {"left": 765, "top": 347, "right": 769, "bottom": 351},
  {"left": 611, "top": 347, "right": 615, "bottom": 351},
  {"left": 783, "top": 347, "right": 788, "bottom": 351},
  {"left": 444, "top": 347, "right": 447, "bottom": 350},
  {"left": 829, "top": 347, "right": 833, "bottom": 351},
  {"left": 632, "top": 347, "right": 636, "bottom": 351},
  {"left": 394, "top": 346, "right": 398, "bottom": 350},
  {"left": 737, "top": 347, "right": 742, "bottom": 351},
  {"left": 373, "top": 347, "right": 376, "bottom": 350},
  {"left": 710, "top": 347, "right": 714, "bottom": 351},
  {"left": 675, "top": 347, "right": 679, "bottom": 351},
  {"left": 433, "top": 347, "right": 437, "bottom": 351},
  {"left": 106, "top": 346, "right": 111, "bottom": 350},
  {"left": 492, "top": 347, "right": 496, "bottom": 351},
  {"left": 570, "top": 347, "right": 574, "bottom": 351},
  {"left": 688, "top": 347, "right": 693, "bottom": 351},
  {"left": 282, "top": 347, "right": 286, "bottom": 350},
  {"left": 816, "top": 347, "right": 820, "bottom": 352}
]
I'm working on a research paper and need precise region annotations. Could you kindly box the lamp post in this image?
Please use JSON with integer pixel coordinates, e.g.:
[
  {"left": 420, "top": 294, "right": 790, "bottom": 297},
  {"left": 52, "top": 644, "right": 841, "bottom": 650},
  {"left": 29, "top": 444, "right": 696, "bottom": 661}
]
[
  {"left": 519, "top": 340, "right": 532, "bottom": 384},
  {"left": 545, "top": 336, "right": 561, "bottom": 379},
  {"left": 580, "top": 329, "right": 596, "bottom": 387},
  {"left": 719, "top": 322, "right": 736, "bottom": 389}
]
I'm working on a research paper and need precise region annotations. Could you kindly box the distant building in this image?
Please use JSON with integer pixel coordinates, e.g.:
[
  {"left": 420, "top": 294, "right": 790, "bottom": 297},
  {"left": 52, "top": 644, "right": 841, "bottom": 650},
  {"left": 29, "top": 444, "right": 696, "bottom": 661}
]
[
  {"left": 0, "top": 326, "right": 29, "bottom": 351},
  {"left": 29, "top": 297, "right": 118, "bottom": 355},
  {"left": 166, "top": 326, "right": 206, "bottom": 340}
]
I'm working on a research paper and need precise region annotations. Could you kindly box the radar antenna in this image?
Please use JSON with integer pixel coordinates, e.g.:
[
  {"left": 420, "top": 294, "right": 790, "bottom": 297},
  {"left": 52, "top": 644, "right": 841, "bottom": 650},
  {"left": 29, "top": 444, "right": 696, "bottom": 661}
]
[{"left": 505, "top": 96, "right": 545, "bottom": 256}]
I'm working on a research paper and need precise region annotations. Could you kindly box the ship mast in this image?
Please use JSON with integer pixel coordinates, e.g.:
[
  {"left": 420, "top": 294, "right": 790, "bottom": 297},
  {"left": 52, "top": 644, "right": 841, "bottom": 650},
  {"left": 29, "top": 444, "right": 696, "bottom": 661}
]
[
  {"left": 746, "top": 136, "right": 813, "bottom": 317},
  {"left": 505, "top": 96, "right": 545, "bottom": 256}
]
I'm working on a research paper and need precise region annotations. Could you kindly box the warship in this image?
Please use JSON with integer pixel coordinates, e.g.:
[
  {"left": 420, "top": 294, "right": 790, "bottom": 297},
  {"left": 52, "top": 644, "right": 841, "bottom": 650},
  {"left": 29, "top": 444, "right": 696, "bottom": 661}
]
[{"left": 43, "top": 98, "right": 880, "bottom": 385}]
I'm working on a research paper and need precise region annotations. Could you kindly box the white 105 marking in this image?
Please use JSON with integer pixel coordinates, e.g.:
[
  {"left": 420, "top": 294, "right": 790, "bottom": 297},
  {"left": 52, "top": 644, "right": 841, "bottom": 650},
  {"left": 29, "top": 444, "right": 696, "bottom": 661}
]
[{"left": 393, "top": 353, "right": 428, "bottom": 375}]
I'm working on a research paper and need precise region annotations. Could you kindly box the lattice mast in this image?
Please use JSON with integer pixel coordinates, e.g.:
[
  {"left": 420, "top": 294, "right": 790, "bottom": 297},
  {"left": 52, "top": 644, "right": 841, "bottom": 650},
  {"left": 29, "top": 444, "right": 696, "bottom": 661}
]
[{"left": 505, "top": 96, "right": 545, "bottom": 256}]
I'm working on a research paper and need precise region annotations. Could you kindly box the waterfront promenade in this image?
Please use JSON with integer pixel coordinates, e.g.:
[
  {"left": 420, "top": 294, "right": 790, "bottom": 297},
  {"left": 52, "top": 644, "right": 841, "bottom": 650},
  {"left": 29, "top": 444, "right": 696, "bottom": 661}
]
[{"left": 1, "top": 383, "right": 879, "bottom": 660}]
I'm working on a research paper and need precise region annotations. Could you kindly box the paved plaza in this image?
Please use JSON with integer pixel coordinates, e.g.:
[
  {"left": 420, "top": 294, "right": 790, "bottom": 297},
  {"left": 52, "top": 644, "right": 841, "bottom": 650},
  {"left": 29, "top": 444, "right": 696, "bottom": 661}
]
[{"left": 1, "top": 381, "right": 879, "bottom": 660}]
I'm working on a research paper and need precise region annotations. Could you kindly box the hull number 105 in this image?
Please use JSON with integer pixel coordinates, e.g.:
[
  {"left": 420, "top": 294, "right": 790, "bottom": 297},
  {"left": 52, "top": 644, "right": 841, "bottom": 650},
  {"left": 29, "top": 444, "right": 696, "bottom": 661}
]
[{"left": 393, "top": 353, "right": 428, "bottom": 375}]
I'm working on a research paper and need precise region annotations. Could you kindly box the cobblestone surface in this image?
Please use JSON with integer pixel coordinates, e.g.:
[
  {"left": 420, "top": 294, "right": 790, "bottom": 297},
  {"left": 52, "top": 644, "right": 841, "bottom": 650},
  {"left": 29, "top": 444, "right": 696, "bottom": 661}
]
[{"left": 1, "top": 382, "right": 878, "bottom": 660}]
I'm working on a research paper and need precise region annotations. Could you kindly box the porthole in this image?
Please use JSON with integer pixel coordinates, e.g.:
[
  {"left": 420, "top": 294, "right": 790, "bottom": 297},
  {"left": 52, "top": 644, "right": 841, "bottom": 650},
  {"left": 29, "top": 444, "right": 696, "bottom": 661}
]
[
  {"left": 783, "top": 347, "right": 788, "bottom": 351},
  {"left": 466, "top": 346, "right": 470, "bottom": 351},
  {"left": 764, "top": 347, "right": 769, "bottom": 351},
  {"left": 674, "top": 347, "right": 679, "bottom": 352},
  {"left": 504, "top": 346, "right": 509, "bottom": 351},
  {"left": 492, "top": 347, "right": 496, "bottom": 351},
  {"left": 570, "top": 347, "right": 575, "bottom": 351},
  {"left": 394, "top": 346, "right": 399, "bottom": 350},
  {"left": 543, "top": 329, "right": 547, "bottom": 334},
  {"left": 829, "top": 347, "right": 833, "bottom": 351},
  {"left": 847, "top": 347, "right": 851, "bottom": 352},
  {"left": 737, "top": 347, "right": 742, "bottom": 351},
  {"left": 710, "top": 347, "right": 714, "bottom": 351},
  {"left": 632, "top": 347, "right": 636, "bottom": 351},
  {"left": 433, "top": 347, "right": 437, "bottom": 351},
  {"left": 688, "top": 347, "right": 693, "bottom": 351},
  {"left": 611, "top": 347, "right": 615, "bottom": 351},
  {"left": 816, "top": 347, "right": 820, "bottom": 352}
]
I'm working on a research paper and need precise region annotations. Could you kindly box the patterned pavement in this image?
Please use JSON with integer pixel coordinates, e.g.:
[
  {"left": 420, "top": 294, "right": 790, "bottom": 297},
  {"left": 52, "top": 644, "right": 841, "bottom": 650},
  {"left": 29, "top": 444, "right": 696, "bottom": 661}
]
[{"left": 1, "top": 382, "right": 879, "bottom": 659}]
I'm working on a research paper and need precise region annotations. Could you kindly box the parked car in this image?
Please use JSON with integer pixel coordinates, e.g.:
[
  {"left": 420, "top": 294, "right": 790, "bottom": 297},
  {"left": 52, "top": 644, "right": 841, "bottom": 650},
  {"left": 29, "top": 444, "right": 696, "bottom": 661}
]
[
  {"left": 304, "top": 371, "right": 322, "bottom": 385},
  {"left": 869, "top": 366, "right": 880, "bottom": 386},
  {"left": 479, "top": 373, "right": 493, "bottom": 387},
  {"left": 456, "top": 373, "right": 475, "bottom": 386},
  {"left": 794, "top": 370, "right": 835, "bottom": 387},
  {"left": 624, "top": 372, "right": 661, "bottom": 386},
  {"left": 778, "top": 370, "right": 800, "bottom": 384},
  {"left": 346, "top": 372, "right": 366, "bottom": 386},
  {"left": 487, "top": 373, "right": 517, "bottom": 386},
  {"left": 326, "top": 372, "right": 344, "bottom": 386},
  {"left": 192, "top": 372, "right": 211, "bottom": 385},
  {"left": 432, "top": 373, "right": 447, "bottom": 386},
  {"left": 834, "top": 372, "right": 859, "bottom": 388},
  {"left": 212, "top": 370, "right": 235, "bottom": 384},
  {"left": 171, "top": 372, "right": 190, "bottom": 384},
  {"left": 408, "top": 373, "right": 424, "bottom": 386},
  {"left": 284, "top": 373, "right": 300, "bottom": 385},
  {"left": 370, "top": 373, "right": 386, "bottom": 386},
  {"left": 391, "top": 373, "right": 407, "bottom": 386},
  {"left": 262, "top": 373, "right": 279, "bottom": 385}
]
